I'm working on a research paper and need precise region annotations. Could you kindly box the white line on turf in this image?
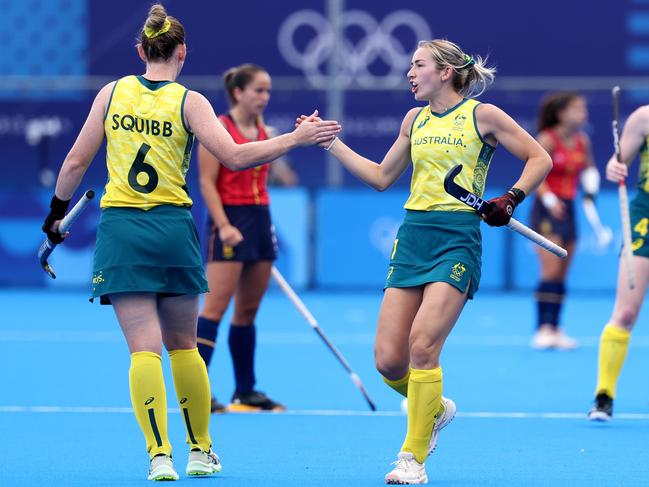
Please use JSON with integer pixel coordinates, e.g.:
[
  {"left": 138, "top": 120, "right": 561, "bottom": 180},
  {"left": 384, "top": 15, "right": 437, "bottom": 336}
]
[{"left": 0, "top": 406, "right": 648, "bottom": 420}]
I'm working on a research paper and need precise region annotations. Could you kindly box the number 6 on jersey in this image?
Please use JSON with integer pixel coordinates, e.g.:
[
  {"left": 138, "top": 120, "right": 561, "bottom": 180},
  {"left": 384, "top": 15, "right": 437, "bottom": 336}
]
[{"left": 128, "top": 143, "right": 159, "bottom": 193}]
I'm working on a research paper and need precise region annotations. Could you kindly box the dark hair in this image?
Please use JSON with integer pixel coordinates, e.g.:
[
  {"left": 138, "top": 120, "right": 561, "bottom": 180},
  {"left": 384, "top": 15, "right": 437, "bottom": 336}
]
[
  {"left": 223, "top": 64, "right": 268, "bottom": 106},
  {"left": 537, "top": 92, "right": 583, "bottom": 132},
  {"left": 139, "top": 4, "right": 185, "bottom": 62}
]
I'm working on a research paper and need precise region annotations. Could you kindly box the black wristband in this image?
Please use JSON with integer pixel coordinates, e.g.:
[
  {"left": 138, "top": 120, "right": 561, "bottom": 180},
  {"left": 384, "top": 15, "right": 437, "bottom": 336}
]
[
  {"left": 507, "top": 187, "right": 526, "bottom": 205},
  {"left": 42, "top": 195, "right": 71, "bottom": 244},
  {"left": 49, "top": 195, "right": 71, "bottom": 219}
]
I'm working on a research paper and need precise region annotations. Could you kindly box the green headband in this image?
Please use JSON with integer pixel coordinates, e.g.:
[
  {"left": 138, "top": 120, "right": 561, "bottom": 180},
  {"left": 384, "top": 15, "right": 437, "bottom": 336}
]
[{"left": 144, "top": 18, "right": 171, "bottom": 39}]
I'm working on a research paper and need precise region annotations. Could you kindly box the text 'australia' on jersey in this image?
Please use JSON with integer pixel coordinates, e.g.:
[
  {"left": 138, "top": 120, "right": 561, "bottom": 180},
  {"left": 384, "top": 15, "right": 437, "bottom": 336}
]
[
  {"left": 102, "top": 75, "right": 194, "bottom": 210},
  {"left": 405, "top": 98, "right": 496, "bottom": 212}
]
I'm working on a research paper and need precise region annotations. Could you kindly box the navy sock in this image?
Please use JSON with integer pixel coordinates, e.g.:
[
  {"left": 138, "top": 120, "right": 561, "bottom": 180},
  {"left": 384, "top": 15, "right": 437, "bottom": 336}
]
[
  {"left": 535, "top": 281, "right": 565, "bottom": 329},
  {"left": 228, "top": 323, "right": 256, "bottom": 394},
  {"left": 196, "top": 317, "right": 220, "bottom": 367}
]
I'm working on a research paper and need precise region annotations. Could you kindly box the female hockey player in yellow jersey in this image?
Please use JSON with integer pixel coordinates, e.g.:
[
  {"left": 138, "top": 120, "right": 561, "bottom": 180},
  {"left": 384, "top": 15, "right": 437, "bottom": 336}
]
[
  {"left": 40, "top": 4, "right": 339, "bottom": 482},
  {"left": 588, "top": 103, "right": 649, "bottom": 422},
  {"left": 299, "top": 39, "right": 552, "bottom": 484}
]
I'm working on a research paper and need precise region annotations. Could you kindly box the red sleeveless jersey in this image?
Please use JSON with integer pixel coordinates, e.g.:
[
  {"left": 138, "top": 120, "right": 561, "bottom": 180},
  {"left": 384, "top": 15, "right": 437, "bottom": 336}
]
[
  {"left": 543, "top": 129, "right": 587, "bottom": 200},
  {"left": 216, "top": 114, "right": 270, "bottom": 205}
]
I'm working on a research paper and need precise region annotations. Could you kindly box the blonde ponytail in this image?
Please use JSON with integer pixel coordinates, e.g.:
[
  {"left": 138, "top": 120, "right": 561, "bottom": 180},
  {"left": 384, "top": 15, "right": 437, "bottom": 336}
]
[{"left": 418, "top": 39, "right": 496, "bottom": 98}]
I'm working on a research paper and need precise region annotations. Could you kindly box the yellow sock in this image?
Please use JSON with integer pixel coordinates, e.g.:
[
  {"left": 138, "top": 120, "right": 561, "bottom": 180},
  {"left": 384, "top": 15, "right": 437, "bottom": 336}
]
[
  {"left": 169, "top": 348, "right": 212, "bottom": 452},
  {"left": 383, "top": 369, "right": 410, "bottom": 397},
  {"left": 596, "top": 323, "right": 631, "bottom": 398},
  {"left": 401, "top": 367, "right": 442, "bottom": 464},
  {"left": 129, "top": 351, "right": 171, "bottom": 458}
]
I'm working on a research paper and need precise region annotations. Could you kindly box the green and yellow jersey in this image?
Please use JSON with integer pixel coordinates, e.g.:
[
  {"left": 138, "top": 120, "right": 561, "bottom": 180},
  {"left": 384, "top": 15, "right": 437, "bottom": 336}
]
[
  {"left": 405, "top": 98, "right": 496, "bottom": 211},
  {"left": 102, "top": 75, "right": 194, "bottom": 210}
]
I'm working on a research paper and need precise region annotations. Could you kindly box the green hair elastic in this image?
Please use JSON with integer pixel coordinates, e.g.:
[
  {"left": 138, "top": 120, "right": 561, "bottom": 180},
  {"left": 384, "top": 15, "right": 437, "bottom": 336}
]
[{"left": 464, "top": 54, "right": 476, "bottom": 69}]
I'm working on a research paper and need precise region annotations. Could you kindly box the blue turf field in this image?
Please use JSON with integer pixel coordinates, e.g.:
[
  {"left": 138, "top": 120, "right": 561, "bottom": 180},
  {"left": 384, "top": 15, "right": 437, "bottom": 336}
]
[{"left": 2, "top": 289, "right": 649, "bottom": 486}]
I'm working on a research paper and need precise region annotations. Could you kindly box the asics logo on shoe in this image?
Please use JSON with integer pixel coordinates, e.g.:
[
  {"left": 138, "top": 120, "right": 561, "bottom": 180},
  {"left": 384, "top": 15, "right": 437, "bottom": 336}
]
[{"left": 145, "top": 396, "right": 154, "bottom": 405}]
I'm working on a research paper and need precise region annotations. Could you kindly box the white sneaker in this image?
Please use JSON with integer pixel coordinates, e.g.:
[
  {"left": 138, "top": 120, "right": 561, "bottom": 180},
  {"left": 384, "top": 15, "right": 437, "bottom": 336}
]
[
  {"left": 186, "top": 448, "right": 222, "bottom": 476},
  {"left": 385, "top": 452, "right": 428, "bottom": 485},
  {"left": 147, "top": 454, "right": 179, "bottom": 481},
  {"left": 428, "top": 397, "right": 456, "bottom": 454},
  {"left": 554, "top": 331, "right": 578, "bottom": 350},
  {"left": 531, "top": 328, "right": 556, "bottom": 349}
]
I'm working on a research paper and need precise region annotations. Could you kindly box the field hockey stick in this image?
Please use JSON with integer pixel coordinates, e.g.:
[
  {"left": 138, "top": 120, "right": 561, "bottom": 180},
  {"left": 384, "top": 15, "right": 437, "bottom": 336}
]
[
  {"left": 38, "top": 190, "right": 95, "bottom": 279},
  {"left": 612, "top": 86, "right": 636, "bottom": 289},
  {"left": 444, "top": 165, "right": 568, "bottom": 258},
  {"left": 271, "top": 266, "right": 377, "bottom": 411},
  {"left": 582, "top": 198, "right": 613, "bottom": 247}
]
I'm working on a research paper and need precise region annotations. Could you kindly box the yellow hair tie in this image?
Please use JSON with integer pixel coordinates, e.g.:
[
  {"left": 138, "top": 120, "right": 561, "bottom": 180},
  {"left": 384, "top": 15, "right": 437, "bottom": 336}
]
[{"left": 144, "top": 18, "right": 171, "bottom": 39}]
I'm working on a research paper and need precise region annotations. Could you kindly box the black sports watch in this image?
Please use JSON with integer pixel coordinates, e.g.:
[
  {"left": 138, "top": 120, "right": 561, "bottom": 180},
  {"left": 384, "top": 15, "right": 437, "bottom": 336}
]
[{"left": 507, "top": 187, "right": 526, "bottom": 205}]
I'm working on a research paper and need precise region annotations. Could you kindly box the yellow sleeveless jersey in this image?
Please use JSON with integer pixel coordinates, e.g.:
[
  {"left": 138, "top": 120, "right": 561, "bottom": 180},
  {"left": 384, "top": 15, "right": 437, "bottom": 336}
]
[
  {"left": 102, "top": 75, "right": 194, "bottom": 210},
  {"left": 639, "top": 136, "right": 649, "bottom": 192},
  {"left": 405, "top": 98, "right": 496, "bottom": 211}
]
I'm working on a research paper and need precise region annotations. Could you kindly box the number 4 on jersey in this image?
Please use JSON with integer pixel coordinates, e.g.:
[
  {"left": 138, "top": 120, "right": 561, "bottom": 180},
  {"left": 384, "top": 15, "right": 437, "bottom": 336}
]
[{"left": 634, "top": 217, "right": 649, "bottom": 237}]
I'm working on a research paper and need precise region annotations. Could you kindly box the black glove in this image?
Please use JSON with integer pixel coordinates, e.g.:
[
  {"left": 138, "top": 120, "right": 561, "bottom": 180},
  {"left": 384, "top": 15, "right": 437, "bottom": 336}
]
[
  {"left": 483, "top": 188, "right": 525, "bottom": 227},
  {"left": 42, "top": 195, "right": 70, "bottom": 244}
]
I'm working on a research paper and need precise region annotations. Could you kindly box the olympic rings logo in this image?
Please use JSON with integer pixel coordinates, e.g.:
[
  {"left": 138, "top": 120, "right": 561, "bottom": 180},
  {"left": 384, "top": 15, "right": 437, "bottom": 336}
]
[{"left": 278, "top": 9, "right": 432, "bottom": 88}]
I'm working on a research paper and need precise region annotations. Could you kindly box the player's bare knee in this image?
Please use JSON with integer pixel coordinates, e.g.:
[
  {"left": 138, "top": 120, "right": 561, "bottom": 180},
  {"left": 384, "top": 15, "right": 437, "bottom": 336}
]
[
  {"left": 233, "top": 309, "right": 259, "bottom": 325},
  {"left": 233, "top": 300, "right": 260, "bottom": 323},
  {"left": 200, "top": 303, "right": 227, "bottom": 322},
  {"left": 375, "top": 361, "right": 406, "bottom": 381},
  {"left": 128, "top": 341, "right": 163, "bottom": 355},
  {"left": 409, "top": 338, "right": 439, "bottom": 369},
  {"left": 374, "top": 349, "right": 406, "bottom": 379},
  {"left": 541, "top": 270, "right": 563, "bottom": 281},
  {"left": 163, "top": 331, "right": 196, "bottom": 351},
  {"left": 613, "top": 307, "right": 639, "bottom": 329}
]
